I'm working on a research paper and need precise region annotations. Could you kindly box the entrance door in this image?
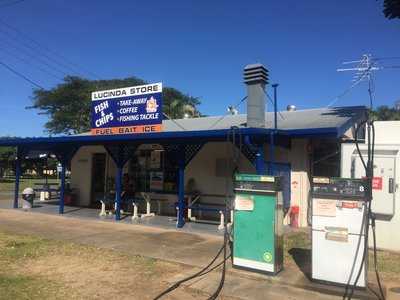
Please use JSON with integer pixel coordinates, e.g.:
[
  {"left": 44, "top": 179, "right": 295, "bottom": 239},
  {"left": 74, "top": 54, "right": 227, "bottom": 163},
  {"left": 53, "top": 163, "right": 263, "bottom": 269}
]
[{"left": 91, "top": 153, "right": 106, "bottom": 206}]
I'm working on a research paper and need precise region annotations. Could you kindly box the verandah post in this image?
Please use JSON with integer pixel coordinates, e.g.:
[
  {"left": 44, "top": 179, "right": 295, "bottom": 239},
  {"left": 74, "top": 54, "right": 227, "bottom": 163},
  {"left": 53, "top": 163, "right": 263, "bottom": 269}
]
[
  {"left": 14, "top": 149, "right": 22, "bottom": 209},
  {"left": 115, "top": 165, "right": 123, "bottom": 221},
  {"left": 59, "top": 160, "right": 66, "bottom": 214},
  {"left": 177, "top": 148, "right": 185, "bottom": 228}
]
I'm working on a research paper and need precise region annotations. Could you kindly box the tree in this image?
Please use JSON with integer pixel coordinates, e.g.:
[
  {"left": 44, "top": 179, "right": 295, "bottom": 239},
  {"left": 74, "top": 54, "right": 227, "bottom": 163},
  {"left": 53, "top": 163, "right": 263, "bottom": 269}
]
[
  {"left": 383, "top": 0, "right": 400, "bottom": 19},
  {"left": 29, "top": 76, "right": 201, "bottom": 135},
  {"left": 370, "top": 105, "right": 400, "bottom": 120},
  {"left": 0, "top": 146, "right": 15, "bottom": 177}
]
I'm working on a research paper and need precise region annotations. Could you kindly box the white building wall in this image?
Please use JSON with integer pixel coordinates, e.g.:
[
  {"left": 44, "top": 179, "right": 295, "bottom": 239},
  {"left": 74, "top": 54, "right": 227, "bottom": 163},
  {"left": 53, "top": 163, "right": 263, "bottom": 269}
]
[
  {"left": 70, "top": 145, "right": 107, "bottom": 206},
  {"left": 367, "top": 121, "right": 400, "bottom": 144},
  {"left": 185, "top": 142, "right": 254, "bottom": 197},
  {"left": 341, "top": 142, "right": 400, "bottom": 252},
  {"left": 288, "top": 139, "right": 311, "bottom": 227}
]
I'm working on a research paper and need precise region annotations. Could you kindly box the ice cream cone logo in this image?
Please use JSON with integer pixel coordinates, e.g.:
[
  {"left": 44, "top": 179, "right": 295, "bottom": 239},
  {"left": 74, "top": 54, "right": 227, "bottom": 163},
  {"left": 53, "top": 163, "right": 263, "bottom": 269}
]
[{"left": 146, "top": 96, "right": 159, "bottom": 113}]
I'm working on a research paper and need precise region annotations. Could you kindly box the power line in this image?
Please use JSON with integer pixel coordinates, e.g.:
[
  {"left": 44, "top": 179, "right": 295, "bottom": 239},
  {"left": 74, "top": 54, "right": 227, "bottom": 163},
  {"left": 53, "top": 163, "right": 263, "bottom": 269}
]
[
  {"left": 0, "top": 29, "right": 76, "bottom": 77},
  {"left": 264, "top": 89, "right": 285, "bottom": 120},
  {"left": 0, "top": 18, "right": 101, "bottom": 79},
  {"left": 0, "top": 46, "right": 64, "bottom": 81},
  {"left": 207, "top": 95, "right": 247, "bottom": 130},
  {"left": 0, "top": 60, "right": 44, "bottom": 89},
  {"left": 0, "top": 35, "right": 69, "bottom": 77}
]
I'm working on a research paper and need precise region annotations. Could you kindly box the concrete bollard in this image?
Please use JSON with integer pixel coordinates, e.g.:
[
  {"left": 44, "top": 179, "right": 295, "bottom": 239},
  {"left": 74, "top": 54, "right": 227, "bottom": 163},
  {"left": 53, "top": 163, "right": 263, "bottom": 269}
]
[
  {"left": 99, "top": 201, "right": 107, "bottom": 217},
  {"left": 131, "top": 202, "right": 139, "bottom": 221}
]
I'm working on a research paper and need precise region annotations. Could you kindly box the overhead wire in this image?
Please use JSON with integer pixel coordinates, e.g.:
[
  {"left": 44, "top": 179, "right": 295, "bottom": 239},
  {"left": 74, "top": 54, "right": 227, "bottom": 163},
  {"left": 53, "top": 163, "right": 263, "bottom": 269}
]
[
  {"left": 263, "top": 88, "right": 285, "bottom": 120},
  {"left": 326, "top": 67, "right": 370, "bottom": 108},
  {"left": 207, "top": 95, "right": 247, "bottom": 130},
  {"left": 0, "top": 46, "right": 64, "bottom": 81},
  {"left": 0, "top": 28, "right": 73, "bottom": 77},
  {"left": 162, "top": 112, "right": 187, "bottom": 131},
  {"left": 0, "top": 18, "right": 102, "bottom": 79},
  {"left": 0, "top": 60, "right": 44, "bottom": 89}
]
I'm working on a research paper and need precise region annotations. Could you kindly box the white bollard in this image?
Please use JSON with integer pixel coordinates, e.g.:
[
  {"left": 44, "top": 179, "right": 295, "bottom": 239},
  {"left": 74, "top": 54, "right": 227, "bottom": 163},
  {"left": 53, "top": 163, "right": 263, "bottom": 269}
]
[
  {"left": 131, "top": 202, "right": 139, "bottom": 221},
  {"left": 99, "top": 201, "right": 107, "bottom": 217},
  {"left": 176, "top": 206, "right": 179, "bottom": 226},
  {"left": 218, "top": 210, "right": 225, "bottom": 231},
  {"left": 188, "top": 208, "right": 196, "bottom": 222},
  {"left": 40, "top": 191, "right": 46, "bottom": 202},
  {"left": 141, "top": 194, "right": 155, "bottom": 218}
]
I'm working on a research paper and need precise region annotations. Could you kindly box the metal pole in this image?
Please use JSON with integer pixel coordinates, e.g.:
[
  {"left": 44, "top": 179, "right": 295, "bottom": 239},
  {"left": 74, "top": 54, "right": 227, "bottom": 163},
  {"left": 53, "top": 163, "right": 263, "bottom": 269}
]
[
  {"left": 270, "top": 83, "right": 279, "bottom": 175},
  {"left": 59, "top": 160, "right": 66, "bottom": 214},
  {"left": 14, "top": 151, "right": 21, "bottom": 209},
  {"left": 115, "top": 166, "right": 122, "bottom": 221},
  {"left": 177, "top": 153, "right": 185, "bottom": 228},
  {"left": 272, "top": 84, "right": 278, "bottom": 131}
]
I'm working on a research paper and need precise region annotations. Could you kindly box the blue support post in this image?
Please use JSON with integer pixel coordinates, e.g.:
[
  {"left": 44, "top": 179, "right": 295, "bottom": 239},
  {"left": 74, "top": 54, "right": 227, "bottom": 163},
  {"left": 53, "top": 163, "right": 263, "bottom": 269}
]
[
  {"left": 255, "top": 144, "right": 266, "bottom": 175},
  {"left": 177, "top": 153, "right": 185, "bottom": 228},
  {"left": 269, "top": 132, "right": 275, "bottom": 175},
  {"left": 115, "top": 166, "right": 123, "bottom": 221},
  {"left": 14, "top": 155, "right": 21, "bottom": 209},
  {"left": 59, "top": 160, "right": 66, "bottom": 214}
]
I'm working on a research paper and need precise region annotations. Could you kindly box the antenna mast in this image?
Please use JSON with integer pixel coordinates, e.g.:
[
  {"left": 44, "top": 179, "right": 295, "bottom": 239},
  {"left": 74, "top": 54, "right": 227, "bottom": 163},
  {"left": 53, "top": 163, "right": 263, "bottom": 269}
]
[{"left": 337, "top": 54, "right": 400, "bottom": 109}]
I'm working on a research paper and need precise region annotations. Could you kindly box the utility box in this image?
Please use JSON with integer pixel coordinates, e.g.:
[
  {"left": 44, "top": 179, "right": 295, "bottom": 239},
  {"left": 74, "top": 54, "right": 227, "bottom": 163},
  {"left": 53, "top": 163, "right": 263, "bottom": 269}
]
[{"left": 233, "top": 174, "right": 283, "bottom": 275}]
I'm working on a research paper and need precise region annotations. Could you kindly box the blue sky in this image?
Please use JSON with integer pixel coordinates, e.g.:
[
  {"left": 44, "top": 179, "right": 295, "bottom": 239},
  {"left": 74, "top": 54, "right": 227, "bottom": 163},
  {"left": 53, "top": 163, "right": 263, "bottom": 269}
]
[{"left": 0, "top": 0, "right": 399, "bottom": 137}]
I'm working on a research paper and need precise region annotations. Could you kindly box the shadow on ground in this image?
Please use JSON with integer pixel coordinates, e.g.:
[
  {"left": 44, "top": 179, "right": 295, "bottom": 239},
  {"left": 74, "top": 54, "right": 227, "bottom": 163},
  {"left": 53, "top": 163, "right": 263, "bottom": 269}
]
[{"left": 288, "top": 248, "right": 311, "bottom": 280}]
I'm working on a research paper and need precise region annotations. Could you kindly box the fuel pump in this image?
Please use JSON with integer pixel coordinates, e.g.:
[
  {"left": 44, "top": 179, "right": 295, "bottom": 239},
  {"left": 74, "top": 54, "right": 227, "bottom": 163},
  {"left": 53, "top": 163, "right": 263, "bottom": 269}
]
[
  {"left": 311, "top": 177, "right": 367, "bottom": 287},
  {"left": 233, "top": 174, "right": 284, "bottom": 274}
]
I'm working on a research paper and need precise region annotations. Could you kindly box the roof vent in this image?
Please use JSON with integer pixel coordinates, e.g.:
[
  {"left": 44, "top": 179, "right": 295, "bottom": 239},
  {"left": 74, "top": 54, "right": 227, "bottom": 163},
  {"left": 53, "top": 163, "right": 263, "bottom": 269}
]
[
  {"left": 244, "top": 63, "right": 269, "bottom": 128},
  {"left": 287, "top": 105, "right": 296, "bottom": 112}
]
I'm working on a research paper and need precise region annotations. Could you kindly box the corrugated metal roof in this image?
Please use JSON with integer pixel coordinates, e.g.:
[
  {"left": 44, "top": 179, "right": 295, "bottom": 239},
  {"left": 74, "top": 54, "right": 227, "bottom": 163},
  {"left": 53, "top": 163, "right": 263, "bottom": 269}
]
[
  {"left": 74, "top": 105, "right": 366, "bottom": 135},
  {"left": 0, "top": 106, "right": 366, "bottom": 148},
  {"left": 162, "top": 105, "right": 366, "bottom": 132}
]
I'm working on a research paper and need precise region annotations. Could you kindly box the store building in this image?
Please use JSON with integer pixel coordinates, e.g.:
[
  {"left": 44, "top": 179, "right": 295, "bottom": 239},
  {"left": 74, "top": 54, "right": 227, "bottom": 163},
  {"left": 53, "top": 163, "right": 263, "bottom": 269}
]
[{"left": 0, "top": 64, "right": 367, "bottom": 229}]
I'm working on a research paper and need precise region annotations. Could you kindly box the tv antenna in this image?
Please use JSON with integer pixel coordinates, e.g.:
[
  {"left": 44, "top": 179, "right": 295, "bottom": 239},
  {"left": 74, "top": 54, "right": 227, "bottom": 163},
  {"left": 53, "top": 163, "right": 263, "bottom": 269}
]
[{"left": 336, "top": 54, "right": 400, "bottom": 109}]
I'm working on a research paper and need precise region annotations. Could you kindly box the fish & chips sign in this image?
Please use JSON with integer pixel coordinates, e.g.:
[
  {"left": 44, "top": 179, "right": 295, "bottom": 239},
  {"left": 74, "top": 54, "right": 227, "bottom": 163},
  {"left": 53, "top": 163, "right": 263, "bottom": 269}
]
[{"left": 91, "top": 82, "right": 162, "bottom": 135}]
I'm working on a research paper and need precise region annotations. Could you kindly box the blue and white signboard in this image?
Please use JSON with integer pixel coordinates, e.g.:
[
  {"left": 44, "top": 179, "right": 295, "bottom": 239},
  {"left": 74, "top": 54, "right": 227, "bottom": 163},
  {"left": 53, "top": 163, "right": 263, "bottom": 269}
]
[{"left": 91, "top": 82, "right": 163, "bottom": 135}]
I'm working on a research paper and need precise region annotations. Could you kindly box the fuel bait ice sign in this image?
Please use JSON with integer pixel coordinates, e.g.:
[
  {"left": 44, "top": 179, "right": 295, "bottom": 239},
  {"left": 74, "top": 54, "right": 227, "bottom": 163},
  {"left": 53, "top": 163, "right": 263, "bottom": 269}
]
[{"left": 91, "top": 82, "right": 162, "bottom": 135}]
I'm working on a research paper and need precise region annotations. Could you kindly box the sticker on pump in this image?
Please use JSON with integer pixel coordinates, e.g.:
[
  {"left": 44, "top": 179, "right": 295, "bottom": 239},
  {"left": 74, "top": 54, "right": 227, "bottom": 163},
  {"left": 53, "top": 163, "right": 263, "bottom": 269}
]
[{"left": 234, "top": 195, "right": 254, "bottom": 211}]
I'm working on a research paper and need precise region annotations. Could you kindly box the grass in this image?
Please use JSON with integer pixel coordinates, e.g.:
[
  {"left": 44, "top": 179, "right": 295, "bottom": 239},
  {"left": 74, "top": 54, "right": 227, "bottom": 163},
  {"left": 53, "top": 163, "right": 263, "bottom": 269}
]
[
  {"left": 0, "top": 231, "right": 184, "bottom": 299},
  {"left": 0, "top": 177, "right": 60, "bottom": 193}
]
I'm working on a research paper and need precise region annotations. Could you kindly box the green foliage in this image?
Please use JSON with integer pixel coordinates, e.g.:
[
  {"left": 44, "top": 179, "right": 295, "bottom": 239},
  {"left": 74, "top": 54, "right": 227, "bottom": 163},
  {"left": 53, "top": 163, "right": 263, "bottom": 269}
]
[
  {"left": 29, "top": 76, "right": 201, "bottom": 135},
  {"left": 370, "top": 105, "right": 400, "bottom": 121},
  {"left": 383, "top": 0, "right": 400, "bottom": 19}
]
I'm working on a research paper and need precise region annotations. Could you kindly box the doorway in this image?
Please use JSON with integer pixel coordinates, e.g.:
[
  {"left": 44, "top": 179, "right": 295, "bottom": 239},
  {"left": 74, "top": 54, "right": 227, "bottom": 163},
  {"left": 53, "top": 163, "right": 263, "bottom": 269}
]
[{"left": 91, "top": 153, "right": 106, "bottom": 206}]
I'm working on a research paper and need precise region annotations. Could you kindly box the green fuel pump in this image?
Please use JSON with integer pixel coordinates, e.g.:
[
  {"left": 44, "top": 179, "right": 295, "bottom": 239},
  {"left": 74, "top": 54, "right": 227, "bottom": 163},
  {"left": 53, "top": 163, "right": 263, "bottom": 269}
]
[{"left": 233, "top": 174, "right": 284, "bottom": 275}]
